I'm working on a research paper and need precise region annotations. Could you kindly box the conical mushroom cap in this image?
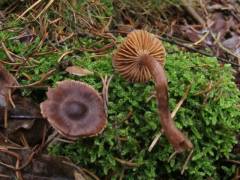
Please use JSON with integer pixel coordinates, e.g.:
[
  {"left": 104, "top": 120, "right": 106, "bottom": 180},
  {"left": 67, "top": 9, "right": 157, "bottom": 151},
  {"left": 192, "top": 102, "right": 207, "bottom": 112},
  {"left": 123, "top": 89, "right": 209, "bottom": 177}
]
[
  {"left": 40, "top": 80, "right": 107, "bottom": 140},
  {"left": 113, "top": 30, "right": 166, "bottom": 82}
]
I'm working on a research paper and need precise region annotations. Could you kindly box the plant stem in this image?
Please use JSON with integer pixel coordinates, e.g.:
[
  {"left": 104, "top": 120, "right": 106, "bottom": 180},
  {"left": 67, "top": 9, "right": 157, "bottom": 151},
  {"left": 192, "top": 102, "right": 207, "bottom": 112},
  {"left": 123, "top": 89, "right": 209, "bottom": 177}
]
[{"left": 141, "top": 55, "right": 193, "bottom": 152}]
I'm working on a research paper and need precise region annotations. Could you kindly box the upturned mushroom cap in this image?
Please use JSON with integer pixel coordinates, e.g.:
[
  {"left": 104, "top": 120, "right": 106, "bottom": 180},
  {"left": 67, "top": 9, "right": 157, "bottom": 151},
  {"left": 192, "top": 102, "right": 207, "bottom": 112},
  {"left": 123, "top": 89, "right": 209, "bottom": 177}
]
[
  {"left": 112, "top": 30, "right": 193, "bottom": 152},
  {"left": 40, "top": 80, "right": 107, "bottom": 140},
  {"left": 113, "top": 30, "right": 166, "bottom": 82}
]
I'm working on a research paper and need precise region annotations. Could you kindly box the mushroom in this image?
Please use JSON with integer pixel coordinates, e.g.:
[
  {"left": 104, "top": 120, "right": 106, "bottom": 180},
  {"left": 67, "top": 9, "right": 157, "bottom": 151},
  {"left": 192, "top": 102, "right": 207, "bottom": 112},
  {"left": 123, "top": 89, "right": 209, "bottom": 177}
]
[
  {"left": 40, "top": 80, "right": 107, "bottom": 140},
  {"left": 112, "top": 30, "right": 193, "bottom": 152}
]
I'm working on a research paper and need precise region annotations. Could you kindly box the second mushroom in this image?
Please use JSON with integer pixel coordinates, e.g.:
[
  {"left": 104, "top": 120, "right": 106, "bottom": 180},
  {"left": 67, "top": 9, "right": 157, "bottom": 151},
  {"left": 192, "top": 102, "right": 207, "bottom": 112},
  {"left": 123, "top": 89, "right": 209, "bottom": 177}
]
[
  {"left": 112, "top": 30, "right": 193, "bottom": 152},
  {"left": 40, "top": 80, "right": 107, "bottom": 140}
]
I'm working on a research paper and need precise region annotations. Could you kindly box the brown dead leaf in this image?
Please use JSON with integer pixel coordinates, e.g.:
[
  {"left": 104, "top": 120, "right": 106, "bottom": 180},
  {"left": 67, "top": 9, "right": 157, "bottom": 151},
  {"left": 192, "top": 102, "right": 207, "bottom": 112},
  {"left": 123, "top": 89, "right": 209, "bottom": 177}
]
[
  {"left": 65, "top": 66, "right": 94, "bottom": 77},
  {"left": 0, "top": 63, "right": 18, "bottom": 107},
  {"left": 0, "top": 148, "right": 91, "bottom": 180},
  {"left": 208, "top": 13, "right": 234, "bottom": 39},
  {"left": 1, "top": 95, "right": 46, "bottom": 147},
  {"left": 221, "top": 35, "right": 240, "bottom": 59},
  {"left": 116, "top": 24, "right": 134, "bottom": 34}
]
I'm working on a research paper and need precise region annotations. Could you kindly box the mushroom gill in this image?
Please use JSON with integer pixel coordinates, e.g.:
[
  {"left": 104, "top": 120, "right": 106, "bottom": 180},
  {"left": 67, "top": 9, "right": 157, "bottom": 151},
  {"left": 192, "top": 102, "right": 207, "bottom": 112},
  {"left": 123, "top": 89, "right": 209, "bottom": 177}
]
[{"left": 113, "top": 30, "right": 165, "bottom": 82}]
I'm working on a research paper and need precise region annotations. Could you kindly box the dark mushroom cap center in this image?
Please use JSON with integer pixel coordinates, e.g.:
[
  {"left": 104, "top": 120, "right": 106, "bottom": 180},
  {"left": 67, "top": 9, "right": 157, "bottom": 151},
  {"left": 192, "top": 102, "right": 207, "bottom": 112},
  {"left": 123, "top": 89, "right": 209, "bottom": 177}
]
[{"left": 63, "top": 101, "right": 88, "bottom": 120}]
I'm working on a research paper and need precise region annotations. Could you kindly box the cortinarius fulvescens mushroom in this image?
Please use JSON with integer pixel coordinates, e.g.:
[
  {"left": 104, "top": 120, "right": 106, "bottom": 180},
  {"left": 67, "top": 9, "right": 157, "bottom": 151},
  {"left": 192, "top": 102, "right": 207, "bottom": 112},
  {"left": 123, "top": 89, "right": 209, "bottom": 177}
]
[
  {"left": 40, "top": 80, "right": 107, "bottom": 140},
  {"left": 113, "top": 30, "right": 193, "bottom": 152}
]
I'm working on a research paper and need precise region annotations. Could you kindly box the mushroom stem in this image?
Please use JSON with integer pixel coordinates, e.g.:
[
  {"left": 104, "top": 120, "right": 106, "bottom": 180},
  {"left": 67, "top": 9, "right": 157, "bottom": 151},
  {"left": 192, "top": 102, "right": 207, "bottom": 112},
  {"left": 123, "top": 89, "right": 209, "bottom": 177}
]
[{"left": 141, "top": 55, "right": 193, "bottom": 152}]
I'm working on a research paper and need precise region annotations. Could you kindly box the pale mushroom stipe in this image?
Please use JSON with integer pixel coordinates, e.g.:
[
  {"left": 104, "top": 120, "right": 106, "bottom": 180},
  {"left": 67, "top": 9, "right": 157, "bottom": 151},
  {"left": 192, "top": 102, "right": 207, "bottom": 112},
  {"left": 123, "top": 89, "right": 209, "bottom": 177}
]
[
  {"left": 113, "top": 30, "right": 193, "bottom": 152},
  {"left": 40, "top": 80, "right": 107, "bottom": 140}
]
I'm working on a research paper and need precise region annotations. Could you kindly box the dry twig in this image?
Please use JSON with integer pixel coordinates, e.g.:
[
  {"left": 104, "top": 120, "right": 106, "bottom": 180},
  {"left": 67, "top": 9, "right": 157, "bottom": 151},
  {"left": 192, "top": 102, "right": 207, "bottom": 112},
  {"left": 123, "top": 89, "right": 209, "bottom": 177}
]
[
  {"left": 57, "top": 51, "right": 73, "bottom": 63},
  {"left": 101, "top": 75, "right": 113, "bottom": 115},
  {"left": 10, "top": 69, "right": 56, "bottom": 88},
  {"left": 181, "top": 149, "right": 194, "bottom": 174},
  {"left": 114, "top": 157, "right": 141, "bottom": 167},
  {"left": 1, "top": 42, "right": 15, "bottom": 62},
  {"left": 17, "top": 0, "right": 42, "bottom": 20},
  {"left": 34, "top": 0, "right": 55, "bottom": 20},
  {"left": 180, "top": 0, "right": 205, "bottom": 25}
]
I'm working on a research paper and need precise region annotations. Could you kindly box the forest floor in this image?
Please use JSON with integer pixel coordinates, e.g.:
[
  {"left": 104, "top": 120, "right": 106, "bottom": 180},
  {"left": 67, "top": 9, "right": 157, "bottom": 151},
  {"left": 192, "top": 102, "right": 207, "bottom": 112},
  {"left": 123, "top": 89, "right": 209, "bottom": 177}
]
[{"left": 0, "top": 0, "right": 240, "bottom": 179}]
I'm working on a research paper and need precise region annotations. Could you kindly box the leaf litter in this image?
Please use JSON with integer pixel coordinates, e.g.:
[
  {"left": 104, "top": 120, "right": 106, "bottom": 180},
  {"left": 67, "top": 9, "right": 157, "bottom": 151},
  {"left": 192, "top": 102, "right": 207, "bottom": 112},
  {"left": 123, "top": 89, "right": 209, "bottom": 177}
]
[{"left": 0, "top": 0, "right": 240, "bottom": 179}]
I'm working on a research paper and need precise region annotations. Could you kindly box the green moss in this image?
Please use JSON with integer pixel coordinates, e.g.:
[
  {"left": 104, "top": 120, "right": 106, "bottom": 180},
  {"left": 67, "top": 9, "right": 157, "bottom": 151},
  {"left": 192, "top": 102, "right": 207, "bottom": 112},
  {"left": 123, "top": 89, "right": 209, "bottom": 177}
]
[
  {"left": 0, "top": 25, "right": 239, "bottom": 179},
  {"left": 47, "top": 43, "right": 239, "bottom": 179}
]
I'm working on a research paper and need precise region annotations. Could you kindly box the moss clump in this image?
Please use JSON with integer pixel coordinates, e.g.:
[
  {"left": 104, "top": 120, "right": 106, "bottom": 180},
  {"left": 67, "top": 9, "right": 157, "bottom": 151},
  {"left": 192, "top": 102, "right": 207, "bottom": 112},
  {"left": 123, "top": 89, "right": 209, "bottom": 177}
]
[
  {"left": 48, "top": 43, "right": 240, "bottom": 179},
  {"left": 1, "top": 1, "right": 239, "bottom": 178},
  {"left": 0, "top": 25, "right": 239, "bottom": 178}
]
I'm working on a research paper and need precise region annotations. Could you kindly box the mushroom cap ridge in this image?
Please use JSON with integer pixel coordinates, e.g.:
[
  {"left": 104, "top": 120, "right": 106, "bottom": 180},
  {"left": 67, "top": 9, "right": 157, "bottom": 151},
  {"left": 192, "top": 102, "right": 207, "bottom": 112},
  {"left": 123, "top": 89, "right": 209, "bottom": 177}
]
[
  {"left": 113, "top": 30, "right": 166, "bottom": 82},
  {"left": 40, "top": 80, "right": 107, "bottom": 139}
]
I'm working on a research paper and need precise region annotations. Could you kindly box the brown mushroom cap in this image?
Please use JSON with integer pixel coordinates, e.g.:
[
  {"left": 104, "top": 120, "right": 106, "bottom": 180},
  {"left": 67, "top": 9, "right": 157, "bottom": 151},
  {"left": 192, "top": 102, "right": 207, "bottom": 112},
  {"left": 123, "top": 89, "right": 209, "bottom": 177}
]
[
  {"left": 40, "top": 80, "right": 107, "bottom": 139},
  {"left": 113, "top": 30, "right": 166, "bottom": 82}
]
